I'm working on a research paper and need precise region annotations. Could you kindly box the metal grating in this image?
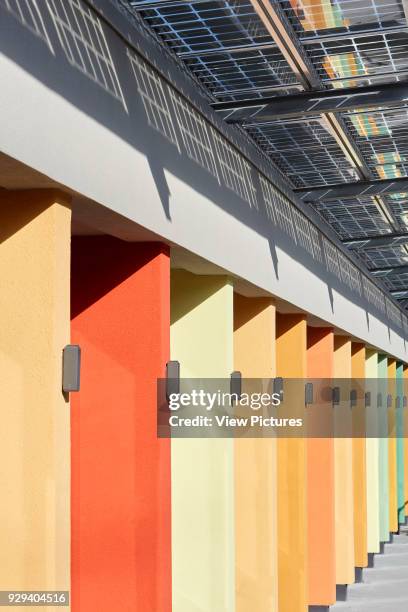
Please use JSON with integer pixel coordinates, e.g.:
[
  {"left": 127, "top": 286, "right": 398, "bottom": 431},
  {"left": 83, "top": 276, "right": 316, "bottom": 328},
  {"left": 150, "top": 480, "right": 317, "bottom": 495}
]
[
  {"left": 305, "top": 31, "right": 408, "bottom": 87},
  {"left": 246, "top": 116, "right": 360, "bottom": 186},
  {"left": 382, "top": 271, "right": 408, "bottom": 289},
  {"left": 131, "top": 1, "right": 301, "bottom": 98},
  {"left": 316, "top": 196, "right": 393, "bottom": 238},
  {"left": 361, "top": 244, "right": 408, "bottom": 267},
  {"left": 343, "top": 107, "right": 408, "bottom": 178},
  {"left": 280, "top": 0, "right": 407, "bottom": 38}
]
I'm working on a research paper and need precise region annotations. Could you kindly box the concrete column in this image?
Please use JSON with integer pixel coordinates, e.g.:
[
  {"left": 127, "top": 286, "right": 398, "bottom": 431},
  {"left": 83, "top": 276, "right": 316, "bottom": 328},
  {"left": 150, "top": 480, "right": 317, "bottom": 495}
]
[
  {"left": 351, "top": 343, "right": 368, "bottom": 569},
  {"left": 0, "top": 190, "right": 71, "bottom": 598},
  {"left": 333, "top": 337, "right": 355, "bottom": 586},
  {"left": 365, "top": 350, "right": 380, "bottom": 554},
  {"left": 378, "top": 355, "right": 390, "bottom": 542},
  {"left": 306, "top": 327, "right": 336, "bottom": 606},
  {"left": 71, "top": 238, "right": 171, "bottom": 612},
  {"left": 171, "top": 270, "right": 234, "bottom": 612},
  {"left": 388, "top": 358, "right": 398, "bottom": 533},
  {"left": 233, "top": 294, "right": 277, "bottom": 612},
  {"left": 276, "top": 313, "right": 308, "bottom": 612}
]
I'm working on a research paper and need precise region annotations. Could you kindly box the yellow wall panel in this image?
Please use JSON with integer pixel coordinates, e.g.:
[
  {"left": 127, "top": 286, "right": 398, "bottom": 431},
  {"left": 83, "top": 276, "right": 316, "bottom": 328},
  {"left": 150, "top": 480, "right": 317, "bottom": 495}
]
[
  {"left": 333, "top": 337, "right": 354, "bottom": 585},
  {"left": 276, "top": 313, "right": 308, "bottom": 612},
  {"left": 170, "top": 270, "right": 234, "bottom": 612},
  {"left": 351, "top": 343, "right": 368, "bottom": 568},
  {"left": 233, "top": 294, "right": 277, "bottom": 612},
  {"left": 0, "top": 190, "right": 71, "bottom": 597},
  {"left": 378, "top": 354, "right": 390, "bottom": 542},
  {"left": 365, "top": 350, "right": 380, "bottom": 554}
]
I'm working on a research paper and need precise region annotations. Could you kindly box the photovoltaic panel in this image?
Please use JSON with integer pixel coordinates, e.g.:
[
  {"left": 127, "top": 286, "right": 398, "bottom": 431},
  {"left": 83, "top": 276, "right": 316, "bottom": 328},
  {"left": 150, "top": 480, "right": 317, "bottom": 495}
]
[
  {"left": 129, "top": 0, "right": 408, "bottom": 304},
  {"left": 316, "top": 196, "right": 392, "bottom": 238}
]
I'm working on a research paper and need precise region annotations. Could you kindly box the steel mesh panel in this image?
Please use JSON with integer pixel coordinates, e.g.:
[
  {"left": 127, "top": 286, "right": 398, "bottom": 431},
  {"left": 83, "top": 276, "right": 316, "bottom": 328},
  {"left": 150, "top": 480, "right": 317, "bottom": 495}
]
[
  {"left": 381, "top": 271, "right": 408, "bottom": 290},
  {"left": 361, "top": 244, "right": 408, "bottom": 267},
  {"left": 131, "top": 1, "right": 301, "bottom": 97},
  {"left": 305, "top": 30, "right": 408, "bottom": 86},
  {"left": 316, "top": 196, "right": 392, "bottom": 238},
  {"left": 280, "top": 0, "right": 407, "bottom": 38},
  {"left": 246, "top": 117, "right": 359, "bottom": 187},
  {"left": 343, "top": 107, "right": 408, "bottom": 178}
]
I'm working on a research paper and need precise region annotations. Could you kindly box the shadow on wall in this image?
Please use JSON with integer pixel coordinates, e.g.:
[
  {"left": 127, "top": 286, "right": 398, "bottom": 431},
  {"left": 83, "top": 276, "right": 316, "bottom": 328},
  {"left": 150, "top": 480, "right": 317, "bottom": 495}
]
[{"left": 0, "top": 0, "right": 404, "bottom": 340}]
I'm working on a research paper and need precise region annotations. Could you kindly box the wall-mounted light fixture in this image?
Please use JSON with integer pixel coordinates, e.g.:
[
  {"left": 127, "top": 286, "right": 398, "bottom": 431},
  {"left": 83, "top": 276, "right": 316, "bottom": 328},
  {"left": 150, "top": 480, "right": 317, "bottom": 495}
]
[
  {"left": 273, "top": 377, "right": 284, "bottom": 401},
  {"left": 230, "top": 371, "right": 242, "bottom": 401},
  {"left": 62, "top": 345, "right": 81, "bottom": 393},
  {"left": 305, "top": 382, "right": 313, "bottom": 405},
  {"left": 166, "top": 361, "right": 180, "bottom": 401}
]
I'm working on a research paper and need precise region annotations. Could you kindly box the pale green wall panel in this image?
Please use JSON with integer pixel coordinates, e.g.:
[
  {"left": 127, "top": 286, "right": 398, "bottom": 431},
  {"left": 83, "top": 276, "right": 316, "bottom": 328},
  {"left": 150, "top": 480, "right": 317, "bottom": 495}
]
[
  {"left": 170, "top": 270, "right": 235, "bottom": 612},
  {"left": 378, "top": 355, "right": 389, "bottom": 542},
  {"left": 365, "top": 350, "right": 380, "bottom": 553},
  {"left": 396, "top": 363, "right": 405, "bottom": 526}
]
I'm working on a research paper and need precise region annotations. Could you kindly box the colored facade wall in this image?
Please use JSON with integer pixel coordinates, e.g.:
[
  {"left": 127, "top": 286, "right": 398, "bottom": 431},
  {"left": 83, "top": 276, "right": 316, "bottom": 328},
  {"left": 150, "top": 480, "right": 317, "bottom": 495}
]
[
  {"left": 0, "top": 191, "right": 71, "bottom": 595},
  {"left": 333, "top": 336, "right": 355, "bottom": 585},
  {"left": 276, "top": 314, "right": 308, "bottom": 612},
  {"left": 396, "top": 363, "right": 405, "bottom": 525},
  {"left": 170, "top": 271, "right": 234, "bottom": 612},
  {"left": 71, "top": 238, "right": 171, "bottom": 612},
  {"left": 378, "top": 354, "right": 390, "bottom": 542},
  {"left": 405, "top": 365, "right": 408, "bottom": 519},
  {"left": 233, "top": 295, "right": 278, "bottom": 612},
  {"left": 365, "top": 349, "right": 380, "bottom": 554},
  {"left": 351, "top": 343, "right": 368, "bottom": 568},
  {"left": 306, "top": 328, "right": 336, "bottom": 605},
  {"left": 388, "top": 359, "right": 398, "bottom": 533}
]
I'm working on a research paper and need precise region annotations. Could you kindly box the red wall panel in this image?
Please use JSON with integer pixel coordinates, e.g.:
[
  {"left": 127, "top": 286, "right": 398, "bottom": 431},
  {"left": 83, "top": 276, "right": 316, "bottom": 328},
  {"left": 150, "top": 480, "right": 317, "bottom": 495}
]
[{"left": 71, "top": 237, "right": 171, "bottom": 612}]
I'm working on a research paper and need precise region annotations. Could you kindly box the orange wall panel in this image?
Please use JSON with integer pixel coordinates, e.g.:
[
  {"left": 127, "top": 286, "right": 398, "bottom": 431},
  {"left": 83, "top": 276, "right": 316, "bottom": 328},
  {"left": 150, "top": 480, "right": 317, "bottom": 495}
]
[
  {"left": 276, "top": 313, "right": 308, "bottom": 612},
  {"left": 234, "top": 295, "right": 277, "bottom": 612},
  {"left": 306, "top": 328, "right": 336, "bottom": 606},
  {"left": 351, "top": 343, "right": 368, "bottom": 568},
  {"left": 71, "top": 238, "right": 171, "bottom": 612},
  {"left": 333, "top": 337, "right": 354, "bottom": 585}
]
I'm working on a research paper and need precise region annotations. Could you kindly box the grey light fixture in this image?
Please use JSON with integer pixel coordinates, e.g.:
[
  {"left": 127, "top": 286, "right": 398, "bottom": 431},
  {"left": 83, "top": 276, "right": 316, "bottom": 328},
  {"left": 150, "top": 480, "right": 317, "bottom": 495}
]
[
  {"left": 273, "top": 377, "right": 284, "bottom": 400},
  {"left": 230, "top": 371, "right": 242, "bottom": 400},
  {"left": 305, "top": 382, "right": 313, "bottom": 406},
  {"left": 166, "top": 360, "right": 180, "bottom": 400},
  {"left": 62, "top": 345, "right": 81, "bottom": 393}
]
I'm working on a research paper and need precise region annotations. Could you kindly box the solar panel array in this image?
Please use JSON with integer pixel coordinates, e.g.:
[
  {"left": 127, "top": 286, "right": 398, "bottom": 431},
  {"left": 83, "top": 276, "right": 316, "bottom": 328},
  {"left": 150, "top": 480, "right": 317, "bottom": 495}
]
[{"left": 129, "top": 0, "right": 408, "bottom": 301}]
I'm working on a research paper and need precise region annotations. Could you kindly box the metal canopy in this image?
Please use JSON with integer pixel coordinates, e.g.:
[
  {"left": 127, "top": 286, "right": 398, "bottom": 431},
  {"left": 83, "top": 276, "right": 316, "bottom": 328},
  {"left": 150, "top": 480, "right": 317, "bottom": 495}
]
[
  {"left": 295, "top": 177, "right": 408, "bottom": 202},
  {"left": 370, "top": 263, "right": 408, "bottom": 276},
  {"left": 212, "top": 81, "right": 408, "bottom": 123},
  {"left": 129, "top": 0, "right": 408, "bottom": 304},
  {"left": 343, "top": 231, "right": 408, "bottom": 249}
]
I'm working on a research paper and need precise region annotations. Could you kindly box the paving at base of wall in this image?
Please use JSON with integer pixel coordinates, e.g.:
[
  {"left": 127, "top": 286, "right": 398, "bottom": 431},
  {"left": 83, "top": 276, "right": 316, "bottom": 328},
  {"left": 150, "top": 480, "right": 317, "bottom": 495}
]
[{"left": 323, "top": 524, "right": 408, "bottom": 611}]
